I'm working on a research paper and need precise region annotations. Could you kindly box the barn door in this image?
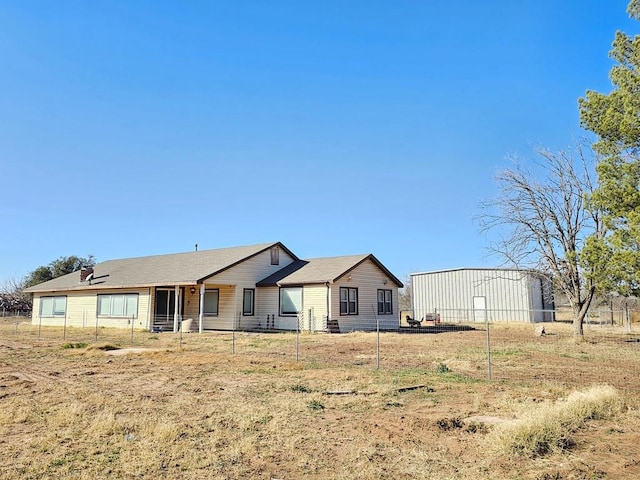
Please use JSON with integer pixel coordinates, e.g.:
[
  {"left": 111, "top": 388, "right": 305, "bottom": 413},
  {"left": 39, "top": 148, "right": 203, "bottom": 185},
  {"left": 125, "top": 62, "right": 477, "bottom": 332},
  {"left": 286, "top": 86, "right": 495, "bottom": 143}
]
[{"left": 473, "top": 296, "right": 487, "bottom": 322}]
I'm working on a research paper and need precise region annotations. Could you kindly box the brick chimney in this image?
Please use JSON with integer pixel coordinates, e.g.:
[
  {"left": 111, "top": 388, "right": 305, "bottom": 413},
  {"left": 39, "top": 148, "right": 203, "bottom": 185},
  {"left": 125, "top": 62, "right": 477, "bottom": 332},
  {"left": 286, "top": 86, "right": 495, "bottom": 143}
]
[{"left": 80, "top": 266, "right": 94, "bottom": 282}]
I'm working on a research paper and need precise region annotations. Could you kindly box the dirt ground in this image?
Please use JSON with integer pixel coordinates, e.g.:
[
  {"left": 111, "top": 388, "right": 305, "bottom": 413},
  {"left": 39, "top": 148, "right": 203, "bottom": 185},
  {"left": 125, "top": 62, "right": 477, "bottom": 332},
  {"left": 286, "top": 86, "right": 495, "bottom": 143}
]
[{"left": 1, "top": 320, "right": 640, "bottom": 479}]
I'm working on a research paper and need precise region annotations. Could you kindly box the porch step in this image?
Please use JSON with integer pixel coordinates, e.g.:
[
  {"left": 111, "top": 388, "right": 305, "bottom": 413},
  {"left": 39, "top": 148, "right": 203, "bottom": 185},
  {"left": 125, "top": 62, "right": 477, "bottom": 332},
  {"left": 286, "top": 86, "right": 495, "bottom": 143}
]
[{"left": 326, "top": 319, "right": 340, "bottom": 333}]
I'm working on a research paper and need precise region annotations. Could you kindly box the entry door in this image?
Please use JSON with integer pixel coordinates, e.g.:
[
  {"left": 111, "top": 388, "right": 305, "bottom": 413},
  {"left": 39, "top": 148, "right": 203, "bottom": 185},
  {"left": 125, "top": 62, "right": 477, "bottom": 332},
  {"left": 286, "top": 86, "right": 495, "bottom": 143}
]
[
  {"left": 473, "top": 296, "right": 487, "bottom": 322},
  {"left": 155, "top": 288, "right": 183, "bottom": 322}
]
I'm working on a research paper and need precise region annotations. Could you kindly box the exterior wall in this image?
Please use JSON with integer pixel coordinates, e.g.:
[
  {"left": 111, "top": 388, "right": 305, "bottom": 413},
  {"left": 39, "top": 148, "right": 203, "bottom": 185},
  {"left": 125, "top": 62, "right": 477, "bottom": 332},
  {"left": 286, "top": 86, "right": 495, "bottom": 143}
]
[
  {"left": 201, "top": 248, "right": 297, "bottom": 330},
  {"left": 256, "top": 261, "right": 399, "bottom": 333},
  {"left": 330, "top": 260, "right": 399, "bottom": 332},
  {"left": 411, "top": 269, "right": 551, "bottom": 323},
  {"left": 183, "top": 288, "right": 200, "bottom": 320},
  {"left": 302, "top": 285, "right": 329, "bottom": 332},
  {"left": 31, "top": 288, "right": 152, "bottom": 329},
  {"left": 255, "top": 284, "right": 330, "bottom": 332},
  {"left": 256, "top": 286, "right": 281, "bottom": 329}
]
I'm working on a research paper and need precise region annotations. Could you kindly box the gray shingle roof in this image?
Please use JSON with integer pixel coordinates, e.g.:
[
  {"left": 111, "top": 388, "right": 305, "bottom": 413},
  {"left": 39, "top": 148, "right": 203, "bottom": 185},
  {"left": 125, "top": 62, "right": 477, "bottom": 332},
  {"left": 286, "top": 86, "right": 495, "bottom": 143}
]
[
  {"left": 257, "top": 254, "right": 403, "bottom": 287},
  {"left": 24, "top": 242, "right": 292, "bottom": 293}
]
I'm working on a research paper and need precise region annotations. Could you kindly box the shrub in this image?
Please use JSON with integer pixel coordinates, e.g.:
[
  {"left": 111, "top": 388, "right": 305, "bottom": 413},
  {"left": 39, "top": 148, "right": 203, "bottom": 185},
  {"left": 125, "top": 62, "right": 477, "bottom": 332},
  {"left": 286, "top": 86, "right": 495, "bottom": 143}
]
[{"left": 436, "top": 363, "right": 451, "bottom": 374}]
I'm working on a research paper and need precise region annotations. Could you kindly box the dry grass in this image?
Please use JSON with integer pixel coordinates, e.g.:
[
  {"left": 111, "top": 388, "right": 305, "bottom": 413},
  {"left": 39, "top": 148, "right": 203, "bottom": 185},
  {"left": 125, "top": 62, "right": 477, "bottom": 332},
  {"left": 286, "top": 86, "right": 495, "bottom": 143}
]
[
  {"left": 489, "top": 385, "right": 625, "bottom": 457},
  {"left": 2, "top": 320, "right": 640, "bottom": 478}
]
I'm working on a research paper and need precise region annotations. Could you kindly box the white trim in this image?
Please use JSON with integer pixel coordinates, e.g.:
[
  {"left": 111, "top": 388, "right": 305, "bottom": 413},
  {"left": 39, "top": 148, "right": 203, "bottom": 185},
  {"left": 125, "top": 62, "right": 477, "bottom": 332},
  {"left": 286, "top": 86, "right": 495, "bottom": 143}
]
[{"left": 199, "top": 284, "right": 205, "bottom": 334}]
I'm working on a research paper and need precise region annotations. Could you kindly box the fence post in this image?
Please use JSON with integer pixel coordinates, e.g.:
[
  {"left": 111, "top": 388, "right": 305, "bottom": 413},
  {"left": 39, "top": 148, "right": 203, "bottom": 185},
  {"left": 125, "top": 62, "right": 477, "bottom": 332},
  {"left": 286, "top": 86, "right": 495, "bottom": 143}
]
[
  {"left": 485, "top": 318, "right": 492, "bottom": 381},
  {"left": 232, "top": 315, "right": 236, "bottom": 354},
  {"left": 296, "top": 312, "right": 300, "bottom": 362},
  {"left": 376, "top": 309, "right": 380, "bottom": 370},
  {"left": 371, "top": 305, "right": 380, "bottom": 370}
]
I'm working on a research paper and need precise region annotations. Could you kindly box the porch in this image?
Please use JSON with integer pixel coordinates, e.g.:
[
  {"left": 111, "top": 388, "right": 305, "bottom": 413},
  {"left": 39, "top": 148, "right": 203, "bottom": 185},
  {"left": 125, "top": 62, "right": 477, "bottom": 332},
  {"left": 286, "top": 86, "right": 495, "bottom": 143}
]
[{"left": 150, "top": 284, "right": 249, "bottom": 332}]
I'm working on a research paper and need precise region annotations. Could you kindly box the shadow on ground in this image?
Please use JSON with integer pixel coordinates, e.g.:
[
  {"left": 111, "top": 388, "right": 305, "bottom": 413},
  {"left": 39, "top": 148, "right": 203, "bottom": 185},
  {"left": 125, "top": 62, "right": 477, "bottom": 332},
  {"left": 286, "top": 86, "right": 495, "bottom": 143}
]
[{"left": 397, "top": 324, "right": 478, "bottom": 334}]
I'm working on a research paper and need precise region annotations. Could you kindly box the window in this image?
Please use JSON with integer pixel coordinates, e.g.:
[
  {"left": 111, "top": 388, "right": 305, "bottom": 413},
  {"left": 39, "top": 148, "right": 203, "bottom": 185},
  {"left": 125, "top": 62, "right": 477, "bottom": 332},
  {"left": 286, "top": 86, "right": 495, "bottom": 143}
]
[
  {"left": 377, "top": 289, "right": 392, "bottom": 315},
  {"left": 203, "top": 289, "right": 219, "bottom": 316},
  {"left": 97, "top": 293, "right": 138, "bottom": 317},
  {"left": 280, "top": 287, "right": 302, "bottom": 315},
  {"left": 340, "top": 287, "right": 358, "bottom": 315},
  {"left": 243, "top": 289, "right": 255, "bottom": 316},
  {"left": 40, "top": 296, "right": 67, "bottom": 317},
  {"left": 270, "top": 246, "right": 280, "bottom": 265}
]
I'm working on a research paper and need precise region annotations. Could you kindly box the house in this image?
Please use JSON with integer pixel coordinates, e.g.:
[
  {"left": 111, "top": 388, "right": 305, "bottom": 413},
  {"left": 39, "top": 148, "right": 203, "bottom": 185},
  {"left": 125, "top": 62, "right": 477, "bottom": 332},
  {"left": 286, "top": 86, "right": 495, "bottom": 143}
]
[
  {"left": 24, "top": 242, "right": 403, "bottom": 333},
  {"left": 410, "top": 268, "right": 555, "bottom": 324}
]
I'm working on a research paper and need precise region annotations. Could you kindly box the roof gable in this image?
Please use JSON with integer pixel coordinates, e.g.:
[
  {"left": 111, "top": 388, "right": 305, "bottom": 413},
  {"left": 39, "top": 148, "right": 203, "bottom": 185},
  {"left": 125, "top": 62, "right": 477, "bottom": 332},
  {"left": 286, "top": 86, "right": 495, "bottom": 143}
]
[{"left": 257, "top": 254, "right": 403, "bottom": 287}]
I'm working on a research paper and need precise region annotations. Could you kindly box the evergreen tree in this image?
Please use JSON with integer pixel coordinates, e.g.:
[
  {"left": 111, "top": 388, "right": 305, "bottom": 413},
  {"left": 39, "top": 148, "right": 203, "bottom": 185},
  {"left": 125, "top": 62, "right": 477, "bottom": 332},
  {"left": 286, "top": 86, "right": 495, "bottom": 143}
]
[{"left": 578, "top": 1, "right": 640, "bottom": 296}]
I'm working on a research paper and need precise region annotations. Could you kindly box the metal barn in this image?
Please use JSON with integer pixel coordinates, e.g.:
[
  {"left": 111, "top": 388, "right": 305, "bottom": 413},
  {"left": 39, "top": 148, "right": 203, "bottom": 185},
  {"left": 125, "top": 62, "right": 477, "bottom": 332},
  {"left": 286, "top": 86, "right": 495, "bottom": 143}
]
[{"left": 411, "top": 268, "right": 555, "bottom": 323}]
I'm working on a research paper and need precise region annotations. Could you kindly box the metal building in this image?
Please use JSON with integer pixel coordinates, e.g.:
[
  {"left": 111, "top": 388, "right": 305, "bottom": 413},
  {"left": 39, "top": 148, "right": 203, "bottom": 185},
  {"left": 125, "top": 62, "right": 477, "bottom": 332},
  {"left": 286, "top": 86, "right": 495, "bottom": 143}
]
[{"left": 411, "top": 268, "right": 555, "bottom": 323}]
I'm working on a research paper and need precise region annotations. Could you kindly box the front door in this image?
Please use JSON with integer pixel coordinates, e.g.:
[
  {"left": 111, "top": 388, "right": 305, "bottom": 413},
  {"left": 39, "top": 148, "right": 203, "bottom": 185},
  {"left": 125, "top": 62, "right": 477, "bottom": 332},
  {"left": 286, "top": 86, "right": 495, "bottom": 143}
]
[{"left": 154, "top": 288, "right": 184, "bottom": 329}]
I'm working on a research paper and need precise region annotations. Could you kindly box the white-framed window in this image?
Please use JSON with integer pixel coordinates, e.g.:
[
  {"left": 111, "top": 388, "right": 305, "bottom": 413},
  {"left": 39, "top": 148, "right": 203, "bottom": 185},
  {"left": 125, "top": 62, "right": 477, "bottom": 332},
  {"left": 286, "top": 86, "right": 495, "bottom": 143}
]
[
  {"left": 243, "top": 289, "right": 255, "bottom": 316},
  {"left": 280, "top": 287, "right": 302, "bottom": 316},
  {"left": 97, "top": 293, "right": 138, "bottom": 317},
  {"left": 203, "top": 289, "right": 219, "bottom": 316},
  {"left": 377, "top": 289, "right": 392, "bottom": 315},
  {"left": 340, "top": 287, "right": 358, "bottom": 315},
  {"left": 40, "top": 296, "right": 67, "bottom": 317}
]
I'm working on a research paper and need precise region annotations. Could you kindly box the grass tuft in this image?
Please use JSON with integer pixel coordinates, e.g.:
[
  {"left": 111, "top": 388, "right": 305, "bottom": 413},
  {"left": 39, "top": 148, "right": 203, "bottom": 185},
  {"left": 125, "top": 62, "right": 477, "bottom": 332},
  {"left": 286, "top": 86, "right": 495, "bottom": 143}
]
[
  {"left": 307, "top": 400, "right": 324, "bottom": 411},
  {"left": 86, "top": 343, "right": 120, "bottom": 351},
  {"left": 490, "top": 385, "right": 624, "bottom": 457},
  {"left": 61, "top": 342, "right": 88, "bottom": 349},
  {"left": 289, "top": 384, "right": 312, "bottom": 393},
  {"left": 436, "top": 363, "right": 451, "bottom": 374},
  {"left": 436, "top": 417, "right": 463, "bottom": 431}
]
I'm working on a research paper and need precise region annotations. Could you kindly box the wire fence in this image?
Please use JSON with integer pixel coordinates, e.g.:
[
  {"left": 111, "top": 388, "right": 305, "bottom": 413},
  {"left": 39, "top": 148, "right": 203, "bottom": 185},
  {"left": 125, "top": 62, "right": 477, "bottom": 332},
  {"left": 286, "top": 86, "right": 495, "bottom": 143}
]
[
  {"left": 407, "top": 307, "right": 638, "bottom": 327},
  {"left": 3, "top": 312, "right": 640, "bottom": 394}
]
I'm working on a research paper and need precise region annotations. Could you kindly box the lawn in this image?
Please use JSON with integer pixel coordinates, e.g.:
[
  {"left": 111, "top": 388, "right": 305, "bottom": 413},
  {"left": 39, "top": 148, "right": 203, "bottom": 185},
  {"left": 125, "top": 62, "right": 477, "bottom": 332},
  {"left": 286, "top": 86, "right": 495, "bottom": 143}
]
[{"left": 1, "top": 319, "right": 640, "bottom": 479}]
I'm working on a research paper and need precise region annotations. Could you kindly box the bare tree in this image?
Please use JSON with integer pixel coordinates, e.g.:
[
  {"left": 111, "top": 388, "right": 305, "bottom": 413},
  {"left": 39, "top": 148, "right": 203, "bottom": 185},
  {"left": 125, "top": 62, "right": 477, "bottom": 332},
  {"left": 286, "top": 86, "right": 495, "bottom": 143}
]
[
  {"left": 398, "top": 274, "right": 413, "bottom": 312},
  {"left": 478, "top": 144, "right": 607, "bottom": 338},
  {"left": 0, "top": 277, "right": 32, "bottom": 312}
]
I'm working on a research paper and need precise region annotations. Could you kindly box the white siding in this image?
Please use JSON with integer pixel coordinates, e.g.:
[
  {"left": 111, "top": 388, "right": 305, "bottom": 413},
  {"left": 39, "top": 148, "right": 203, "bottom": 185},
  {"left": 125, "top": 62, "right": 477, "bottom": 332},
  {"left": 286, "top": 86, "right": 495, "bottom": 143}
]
[{"left": 411, "top": 269, "right": 551, "bottom": 323}]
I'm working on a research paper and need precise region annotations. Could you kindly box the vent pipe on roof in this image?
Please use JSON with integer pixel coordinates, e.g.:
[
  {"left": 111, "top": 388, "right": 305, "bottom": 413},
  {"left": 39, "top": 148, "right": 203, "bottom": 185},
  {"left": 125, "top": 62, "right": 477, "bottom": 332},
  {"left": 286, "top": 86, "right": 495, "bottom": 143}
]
[{"left": 195, "top": 243, "right": 198, "bottom": 252}]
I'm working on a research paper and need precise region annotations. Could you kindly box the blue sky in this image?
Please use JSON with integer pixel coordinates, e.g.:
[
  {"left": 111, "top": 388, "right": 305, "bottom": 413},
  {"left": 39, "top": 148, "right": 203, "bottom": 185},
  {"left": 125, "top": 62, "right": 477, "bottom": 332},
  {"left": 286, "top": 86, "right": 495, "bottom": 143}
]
[{"left": 0, "top": 1, "right": 636, "bottom": 283}]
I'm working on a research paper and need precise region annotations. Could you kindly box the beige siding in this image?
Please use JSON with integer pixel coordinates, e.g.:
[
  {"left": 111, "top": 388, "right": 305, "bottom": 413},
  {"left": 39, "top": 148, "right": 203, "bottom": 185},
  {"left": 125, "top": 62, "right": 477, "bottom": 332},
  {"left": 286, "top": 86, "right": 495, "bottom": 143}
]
[
  {"left": 32, "top": 288, "right": 152, "bottom": 329},
  {"left": 330, "top": 260, "right": 399, "bottom": 332},
  {"left": 302, "top": 285, "right": 328, "bottom": 331},
  {"left": 256, "top": 286, "right": 279, "bottom": 329},
  {"left": 200, "top": 248, "right": 296, "bottom": 330},
  {"left": 255, "top": 285, "right": 328, "bottom": 331}
]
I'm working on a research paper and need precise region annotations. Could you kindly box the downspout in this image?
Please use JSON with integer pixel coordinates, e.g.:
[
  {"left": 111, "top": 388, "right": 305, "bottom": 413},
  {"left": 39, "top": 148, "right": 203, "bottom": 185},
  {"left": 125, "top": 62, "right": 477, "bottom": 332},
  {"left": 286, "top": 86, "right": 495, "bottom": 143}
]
[
  {"left": 147, "top": 287, "right": 151, "bottom": 330},
  {"left": 326, "top": 281, "right": 331, "bottom": 331}
]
